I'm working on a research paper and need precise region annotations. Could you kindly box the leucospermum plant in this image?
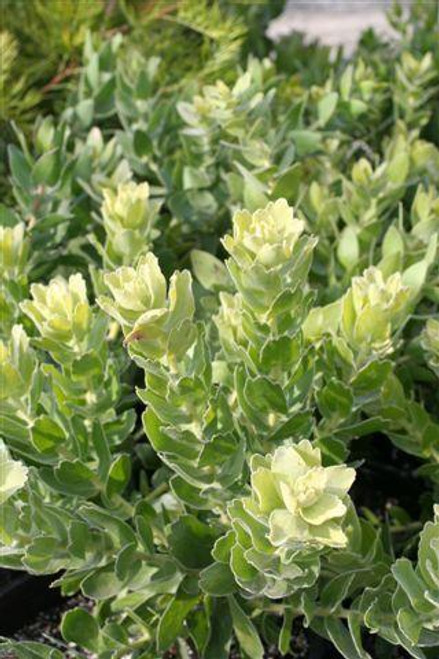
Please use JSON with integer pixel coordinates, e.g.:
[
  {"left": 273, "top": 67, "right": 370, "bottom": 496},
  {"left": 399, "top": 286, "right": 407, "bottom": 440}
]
[{"left": 0, "top": 197, "right": 426, "bottom": 659}]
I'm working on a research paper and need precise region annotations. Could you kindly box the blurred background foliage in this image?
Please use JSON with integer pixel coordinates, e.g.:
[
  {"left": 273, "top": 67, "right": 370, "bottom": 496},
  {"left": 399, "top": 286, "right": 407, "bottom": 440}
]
[
  {"left": 0, "top": 0, "right": 286, "bottom": 195},
  {"left": 1, "top": 0, "right": 286, "bottom": 126}
]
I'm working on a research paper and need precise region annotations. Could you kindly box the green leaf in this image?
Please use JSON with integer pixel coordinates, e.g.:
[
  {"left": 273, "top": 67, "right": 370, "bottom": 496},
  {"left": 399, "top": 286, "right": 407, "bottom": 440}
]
[
  {"left": 187, "top": 605, "right": 210, "bottom": 655},
  {"left": 76, "top": 99, "right": 94, "bottom": 127},
  {"left": 317, "top": 379, "right": 353, "bottom": 422},
  {"left": 324, "top": 617, "right": 370, "bottom": 659},
  {"left": 61, "top": 608, "right": 100, "bottom": 652},
  {"left": 8, "top": 145, "right": 32, "bottom": 190},
  {"left": 135, "top": 516, "right": 154, "bottom": 554},
  {"left": 157, "top": 580, "right": 199, "bottom": 652},
  {"left": 191, "top": 249, "right": 232, "bottom": 292},
  {"left": 243, "top": 178, "right": 269, "bottom": 212},
  {"left": 115, "top": 543, "right": 141, "bottom": 581},
  {"left": 279, "top": 608, "right": 294, "bottom": 655},
  {"left": 91, "top": 421, "right": 112, "bottom": 481},
  {"left": 52, "top": 460, "right": 99, "bottom": 498},
  {"left": 32, "top": 149, "right": 59, "bottom": 186},
  {"left": 204, "top": 598, "right": 233, "bottom": 659},
  {"left": 200, "top": 562, "right": 237, "bottom": 596},
  {"left": 106, "top": 453, "right": 131, "bottom": 499},
  {"left": 81, "top": 564, "right": 124, "bottom": 599},
  {"left": 78, "top": 503, "right": 136, "bottom": 546},
  {"left": 272, "top": 163, "right": 302, "bottom": 201},
  {"left": 244, "top": 375, "right": 287, "bottom": 415},
  {"left": 318, "top": 92, "right": 339, "bottom": 126},
  {"left": 183, "top": 166, "right": 212, "bottom": 190},
  {"left": 169, "top": 515, "right": 218, "bottom": 570},
  {"left": 337, "top": 226, "right": 359, "bottom": 271},
  {"left": 0, "top": 640, "right": 63, "bottom": 659},
  {"left": 391, "top": 558, "right": 433, "bottom": 614},
  {"left": 22, "top": 536, "right": 66, "bottom": 574},
  {"left": 290, "top": 130, "right": 322, "bottom": 156},
  {"left": 30, "top": 416, "right": 65, "bottom": 455},
  {"left": 228, "top": 596, "right": 264, "bottom": 659}
]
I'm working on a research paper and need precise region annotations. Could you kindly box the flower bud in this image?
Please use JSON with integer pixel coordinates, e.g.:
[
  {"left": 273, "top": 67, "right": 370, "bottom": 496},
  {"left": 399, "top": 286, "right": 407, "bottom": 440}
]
[
  {"left": 0, "top": 223, "right": 29, "bottom": 279},
  {"left": 0, "top": 325, "right": 36, "bottom": 401},
  {"left": 102, "top": 181, "right": 159, "bottom": 265},
  {"left": 341, "top": 267, "right": 410, "bottom": 357},
  {"left": 21, "top": 274, "right": 92, "bottom": 362},
  {"left": 99, "top": 253, "right": 195, "bottom": 361},
  {"left": 225, "top": 440, "right": 355, "bottom": 597},
  {"left": 222, "top": 199, "right": 316, "bottom": 317}
]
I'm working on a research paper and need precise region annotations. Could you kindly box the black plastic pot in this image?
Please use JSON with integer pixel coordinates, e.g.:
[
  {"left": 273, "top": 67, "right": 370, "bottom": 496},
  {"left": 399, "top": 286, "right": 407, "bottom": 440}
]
[{"left": 0, "top": 569, "right": 62, "bottom": 636}]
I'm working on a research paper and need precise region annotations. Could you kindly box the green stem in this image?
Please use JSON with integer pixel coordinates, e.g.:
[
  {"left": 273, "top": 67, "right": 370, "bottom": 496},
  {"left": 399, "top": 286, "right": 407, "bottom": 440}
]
[
  {"left": 112, "top": 493, "right": 136, "bottom": 517},
  {"left": 145, "top": 481, "right": 169, "bottom": 501},
  {"left": 389, "top": 521, "right": 423, "bottom": 534}
]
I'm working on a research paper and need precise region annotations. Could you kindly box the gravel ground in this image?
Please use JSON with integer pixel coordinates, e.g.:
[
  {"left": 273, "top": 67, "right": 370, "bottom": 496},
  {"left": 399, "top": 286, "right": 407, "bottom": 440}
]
[
  {"left": 1, "top": 595, "right": 94, "bottom": 658},
  {"left": 2, "top": 605, "right": 337, "bottom": 659}
]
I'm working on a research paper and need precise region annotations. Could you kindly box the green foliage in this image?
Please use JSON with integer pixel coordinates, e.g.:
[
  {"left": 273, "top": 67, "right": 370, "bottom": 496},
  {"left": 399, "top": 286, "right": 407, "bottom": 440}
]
[{"left": 1, "top": 2, "right": 439, "bottom": 659}]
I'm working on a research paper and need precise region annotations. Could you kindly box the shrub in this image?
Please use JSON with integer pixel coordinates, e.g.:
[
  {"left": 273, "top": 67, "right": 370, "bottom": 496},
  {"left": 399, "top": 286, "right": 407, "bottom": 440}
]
[{"left": 0, "top": 2, "right": 439, "bottom": 659}]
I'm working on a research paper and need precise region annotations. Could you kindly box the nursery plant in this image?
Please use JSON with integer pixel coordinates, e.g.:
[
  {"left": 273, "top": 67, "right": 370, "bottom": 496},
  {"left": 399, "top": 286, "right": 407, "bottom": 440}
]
[{"left": 1, "top": 1, "right": 439, "bottom": 658}]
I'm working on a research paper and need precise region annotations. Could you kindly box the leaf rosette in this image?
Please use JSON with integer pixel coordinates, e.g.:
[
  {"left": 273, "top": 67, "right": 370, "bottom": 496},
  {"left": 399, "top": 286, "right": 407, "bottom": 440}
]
[
  {"left": 225, "top": 440, "right": 355, "bottom": 597},
  {"left": 21, "top": 273, "right": 94, "bottom": 363},
  {"left": 99, "top": 253, "right": 196, "bottom": 362},
  {"left": 222, "top": 198, "right": 317, "bottom": 318},
  {"left": 361, "top": 505, "right": 439, "bottom": 655},
  {"left": 341, "top": 266, "right": 411, "bottom": 358}
]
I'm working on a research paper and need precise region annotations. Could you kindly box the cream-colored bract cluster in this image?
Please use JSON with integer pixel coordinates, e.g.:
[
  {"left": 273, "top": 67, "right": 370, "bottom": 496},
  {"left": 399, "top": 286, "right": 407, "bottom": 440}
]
[
  {"left": 98, "top": 253, "right": 195, "bottom": 361},
  {"left": 224, "top": 441, "right": 356, "bottom": 598},
  {"left": 21, "top": 274, "right": 92, "bottom": 361},
  {"left": 101, "top": 181, "right": 159, "bottom": 266},
  {"left": 100, "top": 253, "right": 167, "bottom": 326},
  {"left": 250, "top": 440, "right": 355, "bottom": 550},
  {"left": 341, "top": 267, "right": 411, "bottom": 357},
  {"left": 223, "top": 198, "right": 305, "bottom": 270},
  {"left": 220, "top": 198, "right": 316, "bottom": 321}
]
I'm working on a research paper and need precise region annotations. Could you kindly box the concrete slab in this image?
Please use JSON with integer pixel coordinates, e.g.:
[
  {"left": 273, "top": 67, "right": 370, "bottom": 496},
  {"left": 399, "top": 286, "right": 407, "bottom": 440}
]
[{"left": 268, "top": 0, "right": 408, "bottom": 53}]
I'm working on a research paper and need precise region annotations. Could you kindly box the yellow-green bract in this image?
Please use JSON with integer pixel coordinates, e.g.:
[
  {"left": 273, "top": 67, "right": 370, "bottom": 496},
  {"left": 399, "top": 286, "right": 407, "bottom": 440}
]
[
  {"left": 0, "top": 223, "right": 29, "bottom": 279},
  {"left": 0, "top": 439, "right": 28, "bottom": 505},
  {"left": 21, "top": 274, "right": 93, "bottom": 362},
  {"left": 341, "top": 267, "right": 411, "bottom": 357},
  {"left": 222, "top": 441, "right": 355, "bottom": 598},
  {"left": 101, "top": 181, "right": 160, "bottom": 266},
  {"left": 250, "top": 441, "right": 355, "bottom": 550},
  {"left": 98, "top": 253, "right": 196, "bottom": 362}
]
